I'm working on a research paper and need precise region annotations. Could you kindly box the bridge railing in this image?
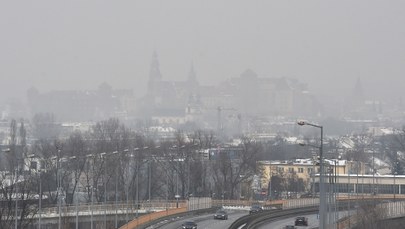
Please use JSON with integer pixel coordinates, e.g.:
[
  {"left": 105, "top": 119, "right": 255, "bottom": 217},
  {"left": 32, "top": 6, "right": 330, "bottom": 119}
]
[{"left": 38, "top": 200, "right": 187, "bottom": 218}]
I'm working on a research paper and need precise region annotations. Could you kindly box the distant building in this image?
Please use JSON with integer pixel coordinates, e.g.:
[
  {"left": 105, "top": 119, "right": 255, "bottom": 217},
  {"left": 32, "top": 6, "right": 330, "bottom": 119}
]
[
  {"left": 258, "top": 159, "right": 367, "bottom": 193},
  {"left": 26, "top": 83, "right": 135, "bottom": 121},
  {"left": 138, "top": 52, "right": 200, "bottom": 126},
  {"left": 138, "top": 52, "right": 320, "bottom": 132}
]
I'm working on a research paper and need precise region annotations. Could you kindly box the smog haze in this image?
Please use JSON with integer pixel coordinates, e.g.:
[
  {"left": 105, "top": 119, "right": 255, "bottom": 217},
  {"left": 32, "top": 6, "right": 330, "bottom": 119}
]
[{"left": 1, "top": 0, "right": 405, "bottom": 102}]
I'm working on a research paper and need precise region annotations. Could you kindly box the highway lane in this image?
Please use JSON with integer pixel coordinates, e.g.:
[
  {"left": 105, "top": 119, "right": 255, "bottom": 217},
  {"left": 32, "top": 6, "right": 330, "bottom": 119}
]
[
  {"left": 157, "top": 210, "right": 247, "bottom": 229},
  {"left": 154, "top": 209, "right": 352, "bottom": 229},
  {"left": 256, "top": 213, "right": 318, "bottom": 229},
  {"left": 257, "top": 211, "right": 351, "bottom": 229}
]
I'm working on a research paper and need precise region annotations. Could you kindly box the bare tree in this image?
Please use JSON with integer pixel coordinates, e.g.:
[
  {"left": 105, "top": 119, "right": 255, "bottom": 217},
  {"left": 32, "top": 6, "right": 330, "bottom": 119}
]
[
  {"left": 347, "top": 133, "right": 373, "bottom": 163},
  {"left": 62, "top": 132, "right": 88, "bottom": 204},
  {"left": 383, "top": 128, "right": 405, "bottom": 175},
  {"left": 0, "top": 120, "right": 37, "bottom": 228},
  {"left": 355, "top": 202, "right": 388, "bottom": 229},
  {"left": 211, "top": 137, "right": 262, "bottom": 200}
]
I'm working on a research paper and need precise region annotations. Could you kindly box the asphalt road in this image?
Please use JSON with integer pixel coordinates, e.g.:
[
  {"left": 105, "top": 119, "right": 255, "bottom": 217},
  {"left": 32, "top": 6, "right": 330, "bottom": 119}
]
[
  {"left": 257, "top": 211, "right": 351, "bottom": 229},
  {"left": 157, "top": 210, "right": 247, "bottom": 229},
  {"left": 155, "top": 209, "right": 351, "bottom": 229},
  {"left": 255, "top": 213, "right": 317, "bottom": 229}
]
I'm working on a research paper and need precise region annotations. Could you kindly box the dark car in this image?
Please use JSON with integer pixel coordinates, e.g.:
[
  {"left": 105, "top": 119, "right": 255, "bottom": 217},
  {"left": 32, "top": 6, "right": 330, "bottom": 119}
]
[
  {"left": 249, "top": 205, "right": 263, "bottom": 214},
  {"left": 284, "top": 226, "right": 296, "bottom": 229},
  {"left": 214, "top": 210, "right": 228, "bottom": 220},
  {"left": 182, "top": 221, "right": 197, "bottom": 229},
  {"left": 294, "top": 217, "right": 308, "bottom": 226}
]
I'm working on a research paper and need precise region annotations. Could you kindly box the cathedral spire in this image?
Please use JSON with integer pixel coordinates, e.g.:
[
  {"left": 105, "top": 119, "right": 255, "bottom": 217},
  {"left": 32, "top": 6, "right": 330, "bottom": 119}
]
[
  {"left": 352, "top": 77, "right": 364, "bottom": 101},
  {"left": 148, "top": 51, "right": 162, "bottom": 91},
  {"left": 188, "top": 61, "right": 196, "bottom": 81},
  {"left": 149, "top": 51, "right": 162, "bottom": 81},
  {"left": 187, "top": 61, "right": 198, "bottom": 86}
]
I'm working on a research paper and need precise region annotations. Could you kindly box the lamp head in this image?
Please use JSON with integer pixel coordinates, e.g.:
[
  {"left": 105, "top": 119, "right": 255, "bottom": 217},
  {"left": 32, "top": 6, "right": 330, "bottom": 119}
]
[{"left": 297, "top": 120, "right": 306, "bottom": 126}]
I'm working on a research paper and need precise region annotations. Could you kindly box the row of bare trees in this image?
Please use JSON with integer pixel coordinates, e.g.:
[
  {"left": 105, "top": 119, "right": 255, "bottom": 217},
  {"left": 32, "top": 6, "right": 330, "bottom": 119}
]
[{"left": 0, "top": 117, "right": 263, "bottom": 228}]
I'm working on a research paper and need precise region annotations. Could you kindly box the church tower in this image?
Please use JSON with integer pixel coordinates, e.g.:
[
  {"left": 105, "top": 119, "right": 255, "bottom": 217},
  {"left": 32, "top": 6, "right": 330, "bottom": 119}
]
[
  {"left": 352, "top": 77, "right": 365, "bottom": 103},
  {"left": 147, "top": 51, "right": 162, "bottom": 94},
  {"left": 350, "top": 77, "right": 365, "bottom": 110},
  {"left": 186, "top": 62, "right": 199, "bottom": 95},
  {"left": 187, "top": 62, "right": 198, "bottom": 84},
  {"left": 344, "top": 77, "right": 366, "bottom": 115}
]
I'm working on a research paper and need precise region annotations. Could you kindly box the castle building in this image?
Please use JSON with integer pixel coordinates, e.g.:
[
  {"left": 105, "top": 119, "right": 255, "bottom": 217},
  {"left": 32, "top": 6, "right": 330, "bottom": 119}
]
[{"left": 138, "top": 52, "right": 321, "bottom": 130}]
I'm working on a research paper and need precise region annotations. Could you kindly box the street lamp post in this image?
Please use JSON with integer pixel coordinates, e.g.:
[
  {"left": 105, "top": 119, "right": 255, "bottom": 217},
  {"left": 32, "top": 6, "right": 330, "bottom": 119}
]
[
  {"left": 328, "top": 166, "right": 333, "bottom": 229},
  {"left": 394, "top": 171, "right": 397, "bottom": 201},
  {"left": 312, "top": 153, "right": 317, "bottom": 198},
  {"left": 335, "top": 156, "right": 341, "bottom": 227},
  {"left": 348, "top": 160, "right": 351, "bottom": 227},
  {"left": 75, "top": 183, "right": 78, "bottom": 229},
  {"left": 136, "top": 147, "right": 148, "bottom": 218},
  {"left": 15, "top": 161, "right": 19, "bottom": 229},
  {"left": 126, "top": 149, "right": 136, "bottom": 225},
  {"left": 58, "top": 156, "right": 79, "bottom": 229},
  {"left": 356, "top": 161, "right": 360, "bottom": 217},
  {"left": 39, "top": 169, "right": 42, "bottom": 229},
  {"left": 334, "top": 159, "right": 338, "bottom": 229},
  {"left": 27, "top": 154, "right": 48, "bottom": 229},
  {"left": 239, "top": 175, "right": 245, "bottom": 200},
  {"left": 372, "top": 150, "right": 376, "bottom": 205},
  {"left": 297, "top": 121, "right": 327, "bottom": 229},
  {"left": 91, "top": 184, "right": 94, "bottom": 229},
  {"left": 85, "top": 153, "right": 94, "bottom": 229},
  {"left": 55, "top": 150, "right": 62, "bottom": 229},
  {"left": 53, "top": 151, "right": 71, "bottom": 229},
  {"left": 100, "top": 152, "right": 107, "bottom": 229},
  {"left": 135, "top": 148, "right": 139, "bottom": 219},
  {"left": 4, "top": 147, "right": 19, "bottom": 229},
  {"left": 111, "top": 151, "right": 119, "bottom": 229}
]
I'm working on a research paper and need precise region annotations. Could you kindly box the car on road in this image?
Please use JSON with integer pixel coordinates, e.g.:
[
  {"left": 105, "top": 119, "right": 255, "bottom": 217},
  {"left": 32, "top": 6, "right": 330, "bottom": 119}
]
[
  {"left": 182, "top": 221, "right": 197, "bottom": 229},
  {"left": 249, "top": 205, "right": 263, "bottom": 214},
  {"left": 284, "top": 226, "right": 296, "bottom": 229},
  {"left": 294, "top": 216, "right": 308, "bottom": 226},
  {"left": 214, "top": 210, "right": 228, "bottom": 220}
]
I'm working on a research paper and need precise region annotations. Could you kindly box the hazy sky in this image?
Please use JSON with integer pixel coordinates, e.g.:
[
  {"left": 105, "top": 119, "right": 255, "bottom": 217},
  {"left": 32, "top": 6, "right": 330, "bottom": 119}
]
[{"left": 1, "top": 1, "right": 404, "bottom": 102}]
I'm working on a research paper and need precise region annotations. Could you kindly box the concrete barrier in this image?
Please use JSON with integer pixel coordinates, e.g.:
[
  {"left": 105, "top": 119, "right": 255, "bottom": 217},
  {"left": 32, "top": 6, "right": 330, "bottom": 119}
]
[{"left": 119, "top": 207, "right": 187, "bottom": 229}]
